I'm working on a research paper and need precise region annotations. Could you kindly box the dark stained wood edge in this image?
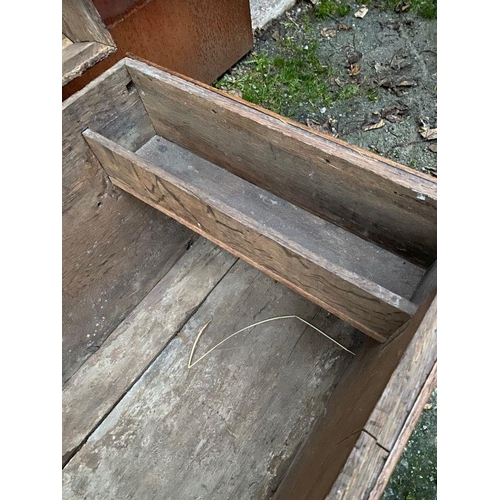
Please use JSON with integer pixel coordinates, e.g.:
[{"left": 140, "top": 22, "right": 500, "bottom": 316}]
[
  {"left": 62, "top": 42, "right": 116, "bottom": 86},
  {"left": 82, "top": 129, "right": 419, "bottom": 341},
  {"left": 125, "top": 58, "right": 436, "bottom": 267},
  {"left": 367, "top": 362, "right": 437, "bottom": 500}
]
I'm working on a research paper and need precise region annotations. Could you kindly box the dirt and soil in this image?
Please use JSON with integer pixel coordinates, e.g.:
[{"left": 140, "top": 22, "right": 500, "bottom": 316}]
[{"left": 216, "top": 0, "right": 437, "bottom": 176}]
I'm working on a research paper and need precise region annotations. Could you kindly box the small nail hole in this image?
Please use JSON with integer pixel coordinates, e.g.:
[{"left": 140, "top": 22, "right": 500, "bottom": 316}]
[{"left": 126, "top": 81, "right": 136, "bottom": 94}]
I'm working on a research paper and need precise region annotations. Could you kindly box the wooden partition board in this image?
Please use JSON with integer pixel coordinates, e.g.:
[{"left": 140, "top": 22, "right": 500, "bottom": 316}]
[
  {"left": 125, "top": 59, "right": 436, "bottom": 268},
  {"left": 62, "top": 0, "right": 116, "bottom": 85},
  {"left": 84, "top": 129, "right": 421, "bottom": 341}
]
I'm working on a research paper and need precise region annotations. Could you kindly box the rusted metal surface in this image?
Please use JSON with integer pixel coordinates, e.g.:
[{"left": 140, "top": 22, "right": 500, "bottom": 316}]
[
  {"left": 63, "top": 0, "right": 253, "bottom": 99},
  {"left": 92, "top": 0, "right": 142, "bottom": 24}
]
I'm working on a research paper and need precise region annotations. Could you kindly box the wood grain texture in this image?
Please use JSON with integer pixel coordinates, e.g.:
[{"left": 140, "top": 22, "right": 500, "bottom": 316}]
[
  {"left": 126, "top": 58, "right": 437, "bottom": 267},
  {"left": 62, "top": 61, "right": 194, "bottom": 383},
  {"left": 62, "top": 0, "right": 114, "bottom": 46},
  {"left": 63, "top": 239, "right": 236, "bottom": 465},
  {"left": 62, "top": 33, "right": 73, "bottom": 50},
  {"left": 62, "top": 41, "right": 116, "bottom": 86},
  {"left": 364, "top": 298, "right": 437, "bottom": 450},
  {"left": 275, "top": 292, "right": 436, "bottom": 499},
  {"left": 84, "top": 131, "right": 421, "bottom": 341},
  {"left": 62, "top": 60, "right": 154, "bottom": 210},
  {"left": 326, "top": 431, "right": 389, "bottom": 500},
  {"left": 368, "top": 363, "right": 437, "bottom": 500},
  {"left": 62, "top": 259, "right": 366, "bottom": 499},
  {"left": 326, "top": 297, "right": 437, "bottom": 500}
]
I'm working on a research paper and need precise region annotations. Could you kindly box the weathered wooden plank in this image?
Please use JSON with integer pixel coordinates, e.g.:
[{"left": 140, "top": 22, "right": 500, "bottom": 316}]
[
  {"left": 368, "top": 363, "right": 437, "bottom": 500},
  {"left": 126, "top": 58, "right": 437, "bottom": 267},
  {"left": 275, "top": 293, "right": 436, "bottom": 499},
  {"left": 63, "top": 239, "right": 236, "bottom": 465},
  {"left": 62, "top": 259, "right": 366, "bottom": 499},
  {"left": 325, "top": 298, "right": 437, "bottom": 499},
  {"left": 62, "top": 60, "right": 154, "bottom": 210},
  {"left": 364, "top": 298, "right": 437, "bottom": 450},
  {"left": 62, "top": 41, "right": 115, "bottom": 86},
  {"left": 62, "top": 0, "right": 114, "bottom": 46},
  {"left": 326, "top": 431, "right": 389, "bottom": 500},
  {"left": 411, "top": 260, "right": 437, "bottom": 306},
  {"left": 84, "top": 131, "right": 421, "bottom": 341},
  {"left": 62, "top": 61, "right": 194, "bottom": 383}
]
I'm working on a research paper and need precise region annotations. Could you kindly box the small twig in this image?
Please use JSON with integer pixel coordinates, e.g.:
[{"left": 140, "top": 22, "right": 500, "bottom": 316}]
[
  {"left": 188, "top": 315, "right": 355, "bottom": 369},
  {"left": 285, "top": 12, "right": 300, "bottom": 29},
  {"left": 385, "top": 139, "right": 428, "bottom": 155},
  {"left": 387, "top": 128, "right": 401, "bottom": 139}
]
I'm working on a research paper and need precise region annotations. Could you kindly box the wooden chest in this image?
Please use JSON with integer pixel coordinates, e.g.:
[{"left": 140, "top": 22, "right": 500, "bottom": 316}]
[{"left": 62, "top": 58, "right": 437, "bottom": 499}]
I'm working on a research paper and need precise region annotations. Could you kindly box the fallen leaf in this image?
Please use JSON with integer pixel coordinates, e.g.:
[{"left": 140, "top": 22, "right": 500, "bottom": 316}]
[
  {"left": 428, "top": 143, "right": 437, "bottom": 153},
  {"left": 362, "top": 113, "right": 385, "bottom": 131},
  {"left": 386, "top": 114, "right": 403, "bottom": 123},
  {"left": 272, "top": 29, "right": 280, "bottom": 41},
  {"left": 334, "top": 77, "right": 345, "bottom": 87},
  {"left": 421, "top": 127, "right": 437, "bottom": 140},
  {"left": 307, "top": 116, "right": 338, "bottom": 136},
  {"left": 395, "top": 76, "right": 417, "bottom": 87},
  {"left": 306, "top": 118, "right": 321, "bottom": 128},
  {"left": 374, "top": 62, "right": 385, "bottom": 73},
  {"left": 390, "top": 57, "right": 412, "bottom": 72},
  {"left": 321, "top": 27, "right": 337, "bottom": 38},
  {"left": 354, "top": 6, "right": 369, "bottom": 18},
  {"left": 424, "top": 403, "right": 433, "bottom": 410},
  {"left": 377, "top": 74, "right": 417, "bottom": 90},
  {"left": 418, "top": 116, "right": 438, "bottom": 140},
  {"left": 380, "top": 104, "right": 409, "bottom": 123},
  {"left": 395, "top": 1, "right": 411, "bottom": 13},
  {"left": 422, "top": 165, "right": 437, "bottom": 177},
  {"left": 337, "top": 22, "right": 352, "bottom": 31},
  {"left": 349, "top": 63, "right": 361, "bottom": 76}
]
